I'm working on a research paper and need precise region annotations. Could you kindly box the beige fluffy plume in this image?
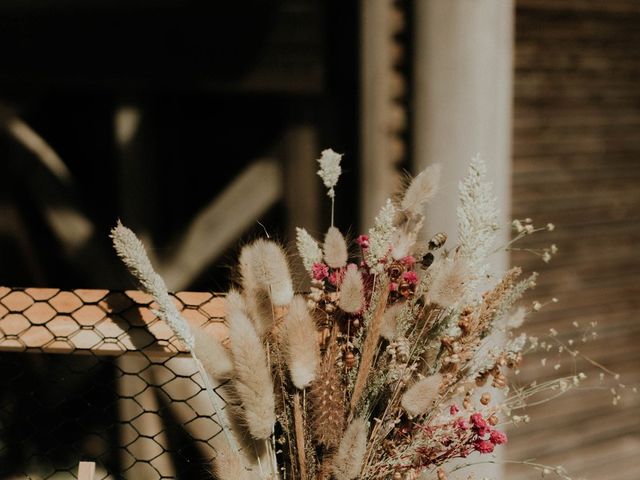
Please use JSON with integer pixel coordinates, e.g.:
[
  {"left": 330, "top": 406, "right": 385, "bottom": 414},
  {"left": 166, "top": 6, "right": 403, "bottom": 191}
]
[
  {"left": 427, "top": 258, "right": 470, "bottom": 307},
  {"left": 239, "top": 239, "right": 294, "bottom": 306},
  {"left": 400, "top": 164, "right": 441, "bottom": 215},
  {"left": 339, "top": 265, "right": 364, "bottom": 314},
  {"left": 227, "top": 301, "right": 276, "bottom": 440},
  {"left": 213, "top": 440, "right": 257, "bottom": 480},
  {"left": 193, "top": 326, "right": 233, "bottom": 380},
  {"left": 332, "top": 417, "right": 368, "bottom": 480},
  {"left": 379, "top": 302, "right": 405, "bottom": 341},
  {"left": 284, "top": 295, "right": 320, "bottom": 389},
  {"left": 401, "top": 373, "right": 443, "bottom": 417},
  {"left": 324, "top": 226, "right": 348, "bottom": 268}
]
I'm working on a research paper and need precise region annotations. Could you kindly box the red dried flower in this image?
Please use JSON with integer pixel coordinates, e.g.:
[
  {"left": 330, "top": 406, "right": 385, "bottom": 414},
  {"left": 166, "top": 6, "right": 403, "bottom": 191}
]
[
  {"left": 402, "top": 270, "right": 419, "bottom": 284},
  {"left": 489, "top": 429, "right": 508, "bottom": 445},
  {"left": 401, "top": 255, "right": 416, "bottom": 267},
  {"left": 474, "top": 439, "right": 495, "bottom": 454},
  {"left": 356, "top": 235, "right": 370, "bottom": 248},
  {"left": 449, "top": 405, "right": 459, "bottom": 415},
  {"left": 470, "top": 413, "right": 490, "bottom": 436}
]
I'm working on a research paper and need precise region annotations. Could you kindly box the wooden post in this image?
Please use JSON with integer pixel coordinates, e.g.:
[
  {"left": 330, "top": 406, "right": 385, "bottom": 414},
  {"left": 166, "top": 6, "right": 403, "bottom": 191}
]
[{"left": 77, "top": 461, "right": 96, "bottom": 480}]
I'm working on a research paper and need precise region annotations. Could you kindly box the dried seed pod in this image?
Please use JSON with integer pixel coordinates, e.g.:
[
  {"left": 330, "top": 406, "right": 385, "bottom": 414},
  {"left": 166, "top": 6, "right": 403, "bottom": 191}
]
[
  {"left": 488, "top": 414, "right": 499, "bottom": 426},
  {"left": 420, "top": 252, "right": 434, "bottom": 268},
  {"left": 492, "top": 372, "right": 507, "bottom": 389},
  {"left": 344, "top": 350, "right": 356, "bottom": 369},
  {"left": 480, "top": 392, "right": 491, "bottom": 405},
  {"left": 475, "top": 372, "right": 489, "bottom": 387},
  {"left": 428, "top": 232, "right": 447, "bottom": 250}
]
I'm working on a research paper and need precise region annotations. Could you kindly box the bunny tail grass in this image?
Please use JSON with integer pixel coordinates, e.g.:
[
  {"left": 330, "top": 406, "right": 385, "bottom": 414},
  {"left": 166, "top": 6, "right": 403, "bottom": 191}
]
[
  {"left": 284, "top": 296, "right": 320, "bottom": 389},
  {"left": 323, "top": 226, "right": 348, "bottom": 268},
  {"left": 401, "top": 373, "right": 444, "bottom": 417},
  {"left": 193, "top": 326, "right": 233, "bottom": 380},
  {"left": 227, "top": 304, "right": 276, "bottom": 440},
  {"left": 339, "top": 265, "right": 365, "bottom": 314},
  {"left": 239, "top": 239, "right": 294, "bottom": 306},
  {"left": 400, "top": 163, "right": 441, "bottom": 215},
  {"left": 332, "top": 417, "right": 368, "bottom": 480}
]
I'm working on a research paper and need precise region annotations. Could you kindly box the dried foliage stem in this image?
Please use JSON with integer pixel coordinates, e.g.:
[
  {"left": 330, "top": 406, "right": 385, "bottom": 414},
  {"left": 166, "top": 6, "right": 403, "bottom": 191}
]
[{"left": 350, "top": 280, "right": 389, "bottom": 415}]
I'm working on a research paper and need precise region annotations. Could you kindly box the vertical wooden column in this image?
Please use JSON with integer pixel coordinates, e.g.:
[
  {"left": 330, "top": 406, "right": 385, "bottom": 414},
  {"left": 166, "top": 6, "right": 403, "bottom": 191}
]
[
  {"left": 413, "top": 2, "right": 514, "bottom": 479},
  {"left": 413, "top": 0, "right": 514, "bottom": 278},
  {"left": 359, "top": 0, "right": 406, "bottom": 229}
]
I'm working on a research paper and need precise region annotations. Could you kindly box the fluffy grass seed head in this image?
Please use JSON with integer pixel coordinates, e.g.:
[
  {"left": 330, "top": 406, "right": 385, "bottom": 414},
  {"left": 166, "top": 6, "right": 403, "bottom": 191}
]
[
  {"left": 296, "top": 227, "right": 323, "bottom": 272},
  {"left": 324, "top": 226, "right": 349, "bottom": 268},
  {"left": 339, "top": 264, "right": 365, "bottom": 313},
  {"left": 401, "top": 163, "right": 442, "bottom": 215},
  {"left": 401, "top": 373, "right": 443, "bottom": 417},
  {"left": 239, "top": 239, "right": 293, "bottom": 306},
  {"left": 332, "top": 417, "right": 369, "bottom": 480},
  {"left": 283, "top": 295, "right": 321, "bottom": 389}
]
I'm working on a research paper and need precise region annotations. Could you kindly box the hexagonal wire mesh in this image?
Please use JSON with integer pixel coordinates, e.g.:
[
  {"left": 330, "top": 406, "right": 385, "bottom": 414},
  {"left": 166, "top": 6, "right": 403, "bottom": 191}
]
[{"left": 0, "top": 286, "right": 230, "bottom": 479}]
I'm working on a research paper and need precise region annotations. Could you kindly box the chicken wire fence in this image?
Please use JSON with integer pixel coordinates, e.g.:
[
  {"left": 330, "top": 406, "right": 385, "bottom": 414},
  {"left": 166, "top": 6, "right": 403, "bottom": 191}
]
[{"left": 0, "top": 287, "right": 230, "bottom": 480}]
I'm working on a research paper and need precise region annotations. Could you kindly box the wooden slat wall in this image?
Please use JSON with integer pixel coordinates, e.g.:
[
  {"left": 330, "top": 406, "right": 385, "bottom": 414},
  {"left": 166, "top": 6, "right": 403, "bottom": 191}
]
[{"left": 508, "top": 1, "right": 640, "bottom": 479}]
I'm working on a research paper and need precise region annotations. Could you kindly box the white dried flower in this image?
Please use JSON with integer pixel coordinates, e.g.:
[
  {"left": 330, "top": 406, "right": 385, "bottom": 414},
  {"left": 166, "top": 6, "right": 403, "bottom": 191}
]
[
  {"left": 296, "top": 227, "right": 323, "bottom": 272},
  {"left": 547, "top": 223, "right": 555, "bottom": 231},
  {"left": 365, "top": 199, "right": 396, "bottom": 273},
  {"left": 457, "top": 155, "right": 498, "bottom": 281},
  {"left": 317, "top": 148, "right": 342, "bottom": 198}
]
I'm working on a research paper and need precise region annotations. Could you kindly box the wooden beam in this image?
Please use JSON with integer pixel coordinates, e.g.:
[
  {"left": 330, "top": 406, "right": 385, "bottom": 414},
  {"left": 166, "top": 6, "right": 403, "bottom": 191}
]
[
  {"left": 0, "top": 287, "right": 226, "bottom": 356},
  {"left": 160, "top": 159, "right": 283, "bottom": 290}
]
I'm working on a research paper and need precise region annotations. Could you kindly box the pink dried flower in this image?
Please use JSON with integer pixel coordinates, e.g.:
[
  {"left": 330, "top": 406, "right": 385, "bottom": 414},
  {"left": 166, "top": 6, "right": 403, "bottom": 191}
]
[
  {"left": 312, "top": 262, "right": 329, "bottom": 281},
  {"left": 389, "top": 282, "right": 399, "bottom": 292},
  {"left": 401, "top": 255, "right": 416, "bottom": 266},
  {"left": 402, "top": 270, "right": 419, "bottom": 284},
  {"left": 328, "top": 268, "right": 345, "bottom": 286},
  {"left": 474, "top": 439, "right": 495, "bottom": 454},
  {"left": 470, "top": 413, "right": 490, "bottom": 436},
  {"left": 450, "top": 405, "right": 459, "bottom": 415},
  {"left": 489, "top": 429, "right": 508, "bottom": 445},
  {"left": 356, "top": 235, "right": 370, "bottom": 248},
  {"left": 454, "top": 418, "right": 469, "bottom": 430}
]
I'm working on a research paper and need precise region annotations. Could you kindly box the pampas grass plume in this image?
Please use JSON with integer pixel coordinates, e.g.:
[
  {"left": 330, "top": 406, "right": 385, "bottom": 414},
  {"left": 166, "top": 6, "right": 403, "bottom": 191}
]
[
  {"left": 324, "top": 226, "right": 348, "bottom": 268},
  {"left": 332, "top": 417, "right": 368, "bottom": 480},
  {"left": 240, "top": 239, "right": 293, "bottom": 306},
  {"left": 339, "top": 265, "right": 364, "bottom": 313},
  {"left": 401, "top": 373, "right": 443, "bottom": 417},
  {"left": 401, "top": 164, "right": 441, "bottom": 215},
  {"left": 227, "top": 301, "right": 276, "bottom": 440},
  {"left": 284, "top": 295, "right": 320, "bottom": 389}
]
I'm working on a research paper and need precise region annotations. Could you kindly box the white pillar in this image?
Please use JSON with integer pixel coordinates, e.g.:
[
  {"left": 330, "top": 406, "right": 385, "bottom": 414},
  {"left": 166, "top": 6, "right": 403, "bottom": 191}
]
[
  {"left": 414, "top": 0, "right": 513, "bottom": 277},
  {"left": 413, "top": 2, "right": 514, "bottom": 479}
]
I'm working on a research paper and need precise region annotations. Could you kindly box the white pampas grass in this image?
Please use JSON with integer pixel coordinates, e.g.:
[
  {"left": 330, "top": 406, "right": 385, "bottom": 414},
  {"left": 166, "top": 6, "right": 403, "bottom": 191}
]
[
  {"left": 283, "top": 295, "right": 320, "bottom": 389},
  {"left": 296, "top": 227, "right": 323, "bottom": 272},
  {"left": 401, "top": 164, "right": 441, "bottom": 215},
  {"left": 332, "top": 417, "right": 368, "bottom": 480},
  {"left": 239, "top": 239, "right": 293, "bottom": 306},
  {"left": 339, "top": 265, "right": 364, "bottom": 313},
  {"left": 227, "top": 303, "right": 276, "bottom": 440},
  {"left": 380, "top": 302, "right": 405, "bottom": 341},
  {"left": 401, "top": 373, "right": 443, "bottom": 417},
  {"left": 427, "top": 258, "right": 470, "bottom": 307},
  {"left": 365, "top": 199, "right": 396, "bottom": 273},
  {"left": 317, "top": 148, "right": 343, "bottom": 199},
  {"left": 193, "top": 326, "right": 233, "bottom": 380},
  {"left": 457, "top": 155, "right": 498, "bottom": 279},
  {"left": 111, "top": 221, "right": 194, "bottom": 349},
  {"left": 324, "top": 226, "right": 348, "bottom": 268}
]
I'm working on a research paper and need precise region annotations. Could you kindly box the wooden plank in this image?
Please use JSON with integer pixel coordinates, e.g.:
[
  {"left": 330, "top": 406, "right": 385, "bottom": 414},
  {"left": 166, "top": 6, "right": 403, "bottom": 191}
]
[
  {"left": 77, "top": 462, "right": 96, "bottom": 480},
  {"left": 0, "top": 288, "right": 226, "bottom": 356}
]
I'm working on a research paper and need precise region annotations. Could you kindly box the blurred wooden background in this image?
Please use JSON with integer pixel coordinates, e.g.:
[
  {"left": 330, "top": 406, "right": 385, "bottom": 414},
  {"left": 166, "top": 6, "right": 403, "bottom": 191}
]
[{"left": 509, "top": 1, "right": 640, "bottom": 478}]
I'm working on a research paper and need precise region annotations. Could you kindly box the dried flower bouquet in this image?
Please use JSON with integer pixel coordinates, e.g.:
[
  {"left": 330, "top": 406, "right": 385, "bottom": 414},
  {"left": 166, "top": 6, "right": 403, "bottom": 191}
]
[{"left": 111, "top": 150, "right": 622, "bottom": 480}]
